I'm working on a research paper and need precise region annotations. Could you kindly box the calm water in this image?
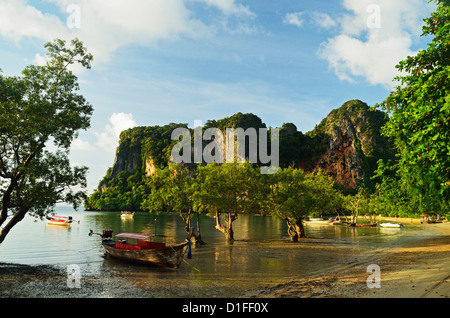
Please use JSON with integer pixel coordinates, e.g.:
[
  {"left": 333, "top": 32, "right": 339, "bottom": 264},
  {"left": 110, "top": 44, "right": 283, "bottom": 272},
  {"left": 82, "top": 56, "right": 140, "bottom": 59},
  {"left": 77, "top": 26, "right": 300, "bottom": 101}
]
[{"left": 0, "top": 205, "right": 434, "bottom": 297}]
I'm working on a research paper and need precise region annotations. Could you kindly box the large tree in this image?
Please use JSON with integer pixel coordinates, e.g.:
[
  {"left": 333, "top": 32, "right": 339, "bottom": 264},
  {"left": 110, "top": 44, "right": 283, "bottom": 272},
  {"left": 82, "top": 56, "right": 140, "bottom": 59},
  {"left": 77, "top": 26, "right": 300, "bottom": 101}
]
[
  {"left": 374, "top": 0, "right": 449, "bottom": 216},
  {"left": 192, "top": 162, "right": 257, "bottom": 242},
  {"left": 141, "top": 164, "right": 205, "bottom": 244},
  {"left": 264, "top": 168, "right": 342, "bottom": 242},
  {"left": 0, "top": 38, "right": 93, "bottom": 244}
]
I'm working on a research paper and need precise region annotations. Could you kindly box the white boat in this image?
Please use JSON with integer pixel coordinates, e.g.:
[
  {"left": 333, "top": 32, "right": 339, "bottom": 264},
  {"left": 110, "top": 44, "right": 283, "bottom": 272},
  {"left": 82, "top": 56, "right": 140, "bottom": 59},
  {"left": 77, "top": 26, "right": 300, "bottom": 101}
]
[
  {"left": 379, "top": 222, "right": 403, "bottom": 228},
  {"left": 120, "top": 211, "right": 135, "bottom": 218}
]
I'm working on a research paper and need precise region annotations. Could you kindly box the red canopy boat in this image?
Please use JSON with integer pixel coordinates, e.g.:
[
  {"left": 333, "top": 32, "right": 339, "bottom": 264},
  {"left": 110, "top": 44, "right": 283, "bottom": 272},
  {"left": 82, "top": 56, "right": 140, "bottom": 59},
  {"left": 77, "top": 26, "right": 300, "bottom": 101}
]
[
  {"left": 46, "top": 216, "right": 75, "bottom": 226},
  {"left": 90, "top": 230, "right": 192, "bottom": 268}
]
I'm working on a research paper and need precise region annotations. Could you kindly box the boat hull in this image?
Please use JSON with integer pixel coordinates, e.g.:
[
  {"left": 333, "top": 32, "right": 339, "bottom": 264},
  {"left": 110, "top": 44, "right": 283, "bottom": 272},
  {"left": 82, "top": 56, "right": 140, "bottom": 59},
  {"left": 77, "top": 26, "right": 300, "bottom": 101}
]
[
  {"left": 120, "top": 212, "right": 134, "bottom": 218},
  {"left": 47, "top": 220, "right": 71, "bottom": 226},
  {"left": 46, "top": 218, "right": 72, "bottom": 226},
  {"left": 102, "top": 241, "right": 189, "bottom": 268},
  {"left": 379, "top": 223, "right": 403, "bottom": 228}
]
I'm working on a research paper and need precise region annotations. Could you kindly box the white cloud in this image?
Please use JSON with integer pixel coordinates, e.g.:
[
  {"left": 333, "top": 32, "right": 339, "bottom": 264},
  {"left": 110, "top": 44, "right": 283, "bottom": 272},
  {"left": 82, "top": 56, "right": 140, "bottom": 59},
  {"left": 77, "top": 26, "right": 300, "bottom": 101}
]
[
  {"left": 284, "top": 11, "right": 337, "bottom": 30},
  {"left": 0, "top": 0, "right": 214, "bottom": 65},
  {"left": 93, "top": 112, "right": 137, "bottom": 152},
  {"left": 0, "top": 0, "right": 67, "bottom": 42},
  {"left": 192, "top": 0, "right": 254, "bottom": 16},
  {"left": 310, "top": 12, "right": 337, "bottom": 30},
  {"left": 0, "top": 0, "right": 259, "bottom": 68},
  {"left": 32, "top": 53, "right": 49, "bottom": 66},
  {"left": 71, "top": 137, "right": 95, "bottom": 151},
  {"left": 317, "top": 0, "right": 435, "bottom": 88},
  {"left": 283, "top": 12, "right": 305, "bottom": 28}
]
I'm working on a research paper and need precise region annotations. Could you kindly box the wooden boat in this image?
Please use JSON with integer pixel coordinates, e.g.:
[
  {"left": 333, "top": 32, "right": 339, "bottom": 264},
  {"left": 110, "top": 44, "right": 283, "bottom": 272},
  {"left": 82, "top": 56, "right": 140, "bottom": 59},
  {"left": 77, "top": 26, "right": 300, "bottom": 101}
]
[
  {"left": 306, "top": 217, "right": 331, "bottom": 225},
  {"left": 90, "top": 230, "right": 192, "bottom": 268},
  {"left": 46, "top": 216, "right": 76, "bottom": 226},
  {"left": 379, "top": 222, "right": 404, "bottom": 228},
  {"left": 120, "top": 211, "right": 135, "bottom": 218},
  {"left": 349, "top": 223, "right": 378, "bottom": 227},
  {"left": 307, "top": 217, "right": 323, "bottom": 222}
]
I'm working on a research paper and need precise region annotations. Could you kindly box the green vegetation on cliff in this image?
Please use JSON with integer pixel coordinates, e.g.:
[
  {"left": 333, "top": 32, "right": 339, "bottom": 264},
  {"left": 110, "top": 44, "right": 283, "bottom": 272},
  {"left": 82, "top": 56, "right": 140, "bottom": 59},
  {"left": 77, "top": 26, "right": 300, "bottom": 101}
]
[{"left": 84, "top": 104, "right": 395, "bottom": 213}]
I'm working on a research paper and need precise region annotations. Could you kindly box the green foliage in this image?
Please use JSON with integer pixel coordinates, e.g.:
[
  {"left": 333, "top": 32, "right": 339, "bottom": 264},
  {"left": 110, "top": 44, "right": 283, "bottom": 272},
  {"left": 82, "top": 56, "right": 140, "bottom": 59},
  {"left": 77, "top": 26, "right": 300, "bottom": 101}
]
[
  {"left": 192, "top": 162, "right": 259, "bottom": 241},
  {"left": 0, "top": 38, "right": 93, "bottom": 243},
  {"left": 374, "top": 0, "right": 449, "bottom": 217},
  {"left": 278, "top": 124, "right": 319, "bottom": 168},
  {"left": 139, "top": 123, "right": 189, "bottom": 168},
  {"left": 262, "top": 167, "right": 342, "bottom": 241},
  {"left": 204, "top": 112, "right": 266, "bottom": 131}
]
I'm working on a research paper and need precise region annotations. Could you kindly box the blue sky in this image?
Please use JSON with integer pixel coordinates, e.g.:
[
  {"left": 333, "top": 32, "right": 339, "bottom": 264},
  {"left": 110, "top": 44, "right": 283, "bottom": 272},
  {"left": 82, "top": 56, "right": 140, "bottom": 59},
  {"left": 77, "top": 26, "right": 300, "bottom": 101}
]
[{"left": 0, "top": 0, "right": 436, "bottom": 192}]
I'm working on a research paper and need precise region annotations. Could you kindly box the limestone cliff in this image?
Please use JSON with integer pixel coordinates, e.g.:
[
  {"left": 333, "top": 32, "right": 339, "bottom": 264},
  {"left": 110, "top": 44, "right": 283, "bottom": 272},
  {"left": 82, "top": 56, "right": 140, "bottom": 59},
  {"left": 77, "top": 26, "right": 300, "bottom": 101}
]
[
  {"left": 96, "top": 102, "right": 393, "bottom": 193},
  {"left": 288, "top": 99, "right": 394, "bottom": 190}
]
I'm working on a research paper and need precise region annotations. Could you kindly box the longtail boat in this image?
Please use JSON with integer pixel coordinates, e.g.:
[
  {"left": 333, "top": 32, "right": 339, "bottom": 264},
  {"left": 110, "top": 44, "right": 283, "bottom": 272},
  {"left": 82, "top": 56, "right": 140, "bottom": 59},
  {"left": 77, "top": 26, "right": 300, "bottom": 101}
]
[
  {"left": 89, "top": 229, "right": 192, "bottom": 268},
  {"left": 349, "top": 223, "right": 377, "bottom": 227},
  {"left": 120, "top": 211, "right": 135, "bottom": 218},
  {"left": 46, "top": 216, "right": 77, "bottom": 226}
]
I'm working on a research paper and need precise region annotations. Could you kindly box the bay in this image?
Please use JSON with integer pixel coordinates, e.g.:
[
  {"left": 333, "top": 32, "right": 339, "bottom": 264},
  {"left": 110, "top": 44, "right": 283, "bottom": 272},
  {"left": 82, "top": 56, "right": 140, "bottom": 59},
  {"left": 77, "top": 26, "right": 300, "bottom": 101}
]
[{"left": 0, "top": 205, "right": 431, "bottom": 297}]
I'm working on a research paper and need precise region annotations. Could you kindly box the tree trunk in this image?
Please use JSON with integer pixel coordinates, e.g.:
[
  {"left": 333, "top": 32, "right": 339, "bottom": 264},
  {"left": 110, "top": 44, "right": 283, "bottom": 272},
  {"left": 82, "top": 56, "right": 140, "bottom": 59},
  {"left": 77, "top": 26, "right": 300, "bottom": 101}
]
[
  {"left": 285, "top": 219, "right": 298, "bottom": 242},
  {"left": 0, "top": 207, "right": 28, "bottom": 245},
  {"left": 295, "top": 217, "right": 306, "bottom": 238},
  {"left": 195, "top": 211, "right": 206, "bottom": 245},
  {"left": 285, "top": 217, "right": 306, "bottom": 242},
  {"left": 215, "top": 210, "right": 235, "bottom": 242},
  {"left": 180, "top": 210, "right": 206, "bottom": 245}
]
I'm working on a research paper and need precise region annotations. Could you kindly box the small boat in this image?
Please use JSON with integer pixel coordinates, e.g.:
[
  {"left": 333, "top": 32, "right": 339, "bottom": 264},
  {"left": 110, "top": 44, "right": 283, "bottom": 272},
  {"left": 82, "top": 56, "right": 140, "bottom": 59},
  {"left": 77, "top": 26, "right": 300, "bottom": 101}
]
[
  {"left": 307, "top": 217, "right": 323, "bottom": 222},
  {"left": 46, "top": 216, "right": 77, "bottom": 226},
  {"left": 379, "top": 222, "right": 404, "bottom": 228},
  {"left": 120, "top": 211, "right": 135, "bottom": 218},
  {"left": 349, "top": 223, "right": 378, "bottom": 227},
  {"left": 306, "top": 217, "right": 331, "bottom": 224},
  {"left": 89, "top": 229, "right": 192, "bottom": 268}
]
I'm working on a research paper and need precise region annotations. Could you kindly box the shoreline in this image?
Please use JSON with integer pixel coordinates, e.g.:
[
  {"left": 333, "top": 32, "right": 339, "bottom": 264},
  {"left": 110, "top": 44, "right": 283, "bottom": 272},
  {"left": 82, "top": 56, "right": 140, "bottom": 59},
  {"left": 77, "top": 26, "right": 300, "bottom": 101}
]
[
  {"left": 246, "top": 221, "right": 450, "bottom": 298},
  {"left": 0, "top": 220, "right": 449, "bottom": 298}
]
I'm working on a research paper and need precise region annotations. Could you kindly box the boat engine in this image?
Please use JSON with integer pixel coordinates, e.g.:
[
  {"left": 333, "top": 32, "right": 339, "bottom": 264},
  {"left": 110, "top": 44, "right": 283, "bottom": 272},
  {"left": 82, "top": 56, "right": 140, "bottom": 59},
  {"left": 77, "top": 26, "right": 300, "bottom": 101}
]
[
  {"left": 102, "top": 229, "right": 113, "bottom": 240},
  {"left": 89, "top": 229, "right": 113, "bottom": 241}
]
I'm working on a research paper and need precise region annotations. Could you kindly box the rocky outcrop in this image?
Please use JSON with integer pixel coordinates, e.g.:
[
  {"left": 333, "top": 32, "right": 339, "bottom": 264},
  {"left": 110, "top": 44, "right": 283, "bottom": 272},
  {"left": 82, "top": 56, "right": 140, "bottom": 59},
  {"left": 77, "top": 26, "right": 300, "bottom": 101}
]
[
  {"left": 299, "top": 99, "right": 394, "bottom": 190},
  {"left": 97, "top": 101, "right": 393, "bottom": 192}
]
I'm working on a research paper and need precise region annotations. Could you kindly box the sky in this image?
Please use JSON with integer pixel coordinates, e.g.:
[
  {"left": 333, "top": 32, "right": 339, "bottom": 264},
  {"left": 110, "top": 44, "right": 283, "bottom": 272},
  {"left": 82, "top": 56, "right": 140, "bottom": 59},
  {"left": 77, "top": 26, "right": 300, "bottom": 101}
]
[{"left": 0, "top": 0, "right": 436, "bottom": 192}]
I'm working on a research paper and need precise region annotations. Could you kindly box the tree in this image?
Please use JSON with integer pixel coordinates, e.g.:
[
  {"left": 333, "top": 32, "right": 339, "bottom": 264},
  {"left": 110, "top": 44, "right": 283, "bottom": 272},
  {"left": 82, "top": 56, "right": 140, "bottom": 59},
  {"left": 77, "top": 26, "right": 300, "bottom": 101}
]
[
  {"left": 0, "top": 38, "right": 93, "bottom": 244},
  {"left": 265, "top": 168, "right": 341, "bottom": 242},
  {"left": 192, "top": 162, "right": 257, "bottom": 242},
  {"left": 141, "top": 164, "right": 205, "bottom": 244},
  {"left": 345, "top": 187, "right": 380, "bottom": 224},
  {"left": 374, "top": 0, "right": 449, "bottom": 216}
]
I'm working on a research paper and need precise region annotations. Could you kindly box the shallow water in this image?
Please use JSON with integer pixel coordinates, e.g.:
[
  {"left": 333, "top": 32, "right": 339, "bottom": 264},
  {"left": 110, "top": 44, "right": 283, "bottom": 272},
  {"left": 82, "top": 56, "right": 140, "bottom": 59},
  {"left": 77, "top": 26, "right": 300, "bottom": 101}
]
[{"left": 0, "top": 206, "right": 435, "bottom": 297}]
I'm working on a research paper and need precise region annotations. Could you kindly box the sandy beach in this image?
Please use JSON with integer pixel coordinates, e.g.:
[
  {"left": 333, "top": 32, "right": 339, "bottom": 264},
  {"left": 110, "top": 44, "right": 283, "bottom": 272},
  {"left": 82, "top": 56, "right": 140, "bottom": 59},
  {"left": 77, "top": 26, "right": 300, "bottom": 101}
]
[
  {"left": 0, "top": 218, "right": 449, "bottom": 299},
  {"left": 247, "top": 219, "right": 450, "bottom": 298}
]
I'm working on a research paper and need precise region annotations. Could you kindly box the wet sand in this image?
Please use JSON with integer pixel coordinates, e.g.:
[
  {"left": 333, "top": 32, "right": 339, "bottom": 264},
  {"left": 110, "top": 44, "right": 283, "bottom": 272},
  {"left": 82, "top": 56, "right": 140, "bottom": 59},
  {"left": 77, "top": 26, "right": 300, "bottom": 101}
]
[
  {"left": 1, "top": 219, "right": 449, "bottom": 298},
  {"left": 246, "top": 220, "right": 450, "bottom": 298}
]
